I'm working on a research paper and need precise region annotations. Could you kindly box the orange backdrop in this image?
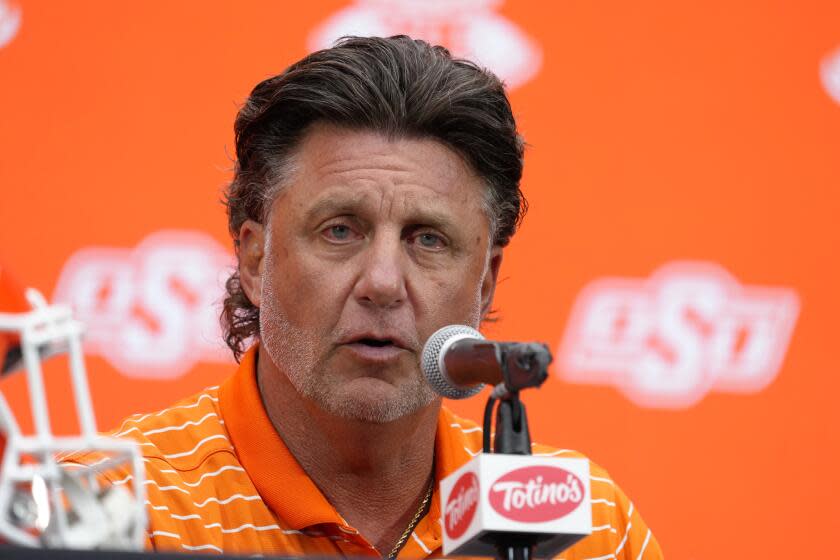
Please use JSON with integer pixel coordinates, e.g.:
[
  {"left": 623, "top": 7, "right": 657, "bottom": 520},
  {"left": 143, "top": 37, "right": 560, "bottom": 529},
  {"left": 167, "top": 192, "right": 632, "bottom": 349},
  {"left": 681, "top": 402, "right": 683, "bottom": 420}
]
[{"left": 2, "top": 1, "right": 839, "bottom": 558}]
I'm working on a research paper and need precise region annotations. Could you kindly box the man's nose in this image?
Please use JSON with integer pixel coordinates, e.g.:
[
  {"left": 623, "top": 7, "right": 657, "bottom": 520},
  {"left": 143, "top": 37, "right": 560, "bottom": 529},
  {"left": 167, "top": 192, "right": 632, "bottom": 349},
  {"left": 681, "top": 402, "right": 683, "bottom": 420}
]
[{"left": 353, "top": 234, "right": 408, "bottom": 310}]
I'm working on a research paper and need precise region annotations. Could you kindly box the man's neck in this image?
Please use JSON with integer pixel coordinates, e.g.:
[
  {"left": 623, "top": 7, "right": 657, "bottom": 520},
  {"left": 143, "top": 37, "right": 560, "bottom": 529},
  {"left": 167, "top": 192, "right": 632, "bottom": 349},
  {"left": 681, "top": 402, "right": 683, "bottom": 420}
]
[{"left": 256, "top": 348, "right": 440, "bottom": 556}]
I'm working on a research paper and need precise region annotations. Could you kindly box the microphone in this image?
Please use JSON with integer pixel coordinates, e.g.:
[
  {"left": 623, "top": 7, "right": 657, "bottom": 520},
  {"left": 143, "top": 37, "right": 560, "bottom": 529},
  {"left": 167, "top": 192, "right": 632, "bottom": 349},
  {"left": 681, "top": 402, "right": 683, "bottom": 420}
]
[
  {"left": 425, "top": 327, "right": 590, "bottom": 557},
  {"left": 421, "top": 325, "right": 552, "bottom": 399}
]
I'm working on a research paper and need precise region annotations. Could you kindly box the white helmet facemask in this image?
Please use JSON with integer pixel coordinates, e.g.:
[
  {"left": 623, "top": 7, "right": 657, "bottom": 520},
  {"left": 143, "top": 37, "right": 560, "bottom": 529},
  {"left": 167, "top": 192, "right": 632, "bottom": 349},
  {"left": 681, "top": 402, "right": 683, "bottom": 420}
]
[{"left": 0, "top": 286, "right": 146, "bottom": 550}]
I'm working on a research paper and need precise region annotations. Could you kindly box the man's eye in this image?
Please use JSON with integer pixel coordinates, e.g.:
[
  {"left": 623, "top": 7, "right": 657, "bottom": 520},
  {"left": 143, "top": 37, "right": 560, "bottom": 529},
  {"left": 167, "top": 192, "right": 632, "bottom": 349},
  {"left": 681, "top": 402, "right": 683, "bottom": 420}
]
[
  {"left": 414, "top": 232, "right": 445, "bottom": 249},
  {"left": 323, "top": 224, "right": 357, "bottom": 242}
]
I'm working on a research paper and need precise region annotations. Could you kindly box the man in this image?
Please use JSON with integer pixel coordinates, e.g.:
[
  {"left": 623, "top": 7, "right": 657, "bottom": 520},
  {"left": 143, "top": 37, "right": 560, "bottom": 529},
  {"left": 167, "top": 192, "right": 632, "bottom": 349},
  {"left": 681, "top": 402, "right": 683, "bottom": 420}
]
[{"left": 67, "top": 36, "right": 662, "bottom": 558}]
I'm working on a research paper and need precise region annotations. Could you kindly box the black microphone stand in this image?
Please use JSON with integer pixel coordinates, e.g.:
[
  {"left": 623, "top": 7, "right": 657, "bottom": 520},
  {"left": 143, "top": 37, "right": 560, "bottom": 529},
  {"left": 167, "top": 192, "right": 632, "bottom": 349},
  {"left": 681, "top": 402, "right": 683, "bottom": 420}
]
[{"left": 480, "top": 343, "right": 552, "bottom": 560}]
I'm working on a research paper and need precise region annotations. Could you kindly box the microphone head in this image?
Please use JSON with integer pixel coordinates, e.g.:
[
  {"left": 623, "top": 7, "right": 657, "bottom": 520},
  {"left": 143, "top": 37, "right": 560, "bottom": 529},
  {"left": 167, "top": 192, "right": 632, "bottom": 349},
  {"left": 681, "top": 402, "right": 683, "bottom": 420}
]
[{"left": 421, "top": 325, "right": 485, "bottom": 399}]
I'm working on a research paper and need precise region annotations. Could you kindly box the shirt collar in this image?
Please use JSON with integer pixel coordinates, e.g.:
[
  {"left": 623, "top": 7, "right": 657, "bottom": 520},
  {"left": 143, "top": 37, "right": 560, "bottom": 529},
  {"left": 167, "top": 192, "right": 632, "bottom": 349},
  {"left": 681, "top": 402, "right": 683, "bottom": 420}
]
[
  {"left": 219, "top": 345, "right": 341, "bottom": 529},
  {"left": 220, "top": 344, "right": 479, "bottom": 536}
]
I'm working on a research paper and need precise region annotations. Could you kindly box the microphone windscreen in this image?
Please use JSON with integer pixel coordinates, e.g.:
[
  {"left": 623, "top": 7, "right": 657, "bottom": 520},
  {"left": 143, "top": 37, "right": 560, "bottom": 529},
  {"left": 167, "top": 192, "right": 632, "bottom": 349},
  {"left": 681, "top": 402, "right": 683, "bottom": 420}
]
[{"left": 421, "top": 325, "right": 485, "bottom": 399}]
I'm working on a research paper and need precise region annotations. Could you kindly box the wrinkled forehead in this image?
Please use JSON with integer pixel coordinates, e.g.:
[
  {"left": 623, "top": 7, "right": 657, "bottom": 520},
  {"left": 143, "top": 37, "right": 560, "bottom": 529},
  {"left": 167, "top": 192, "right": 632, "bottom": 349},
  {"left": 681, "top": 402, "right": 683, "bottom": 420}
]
[
  {"left": 273, "top": 123, "right": 491, "bottom": 225},
  {"left": 299, "top": 123, "right": 481, "bottom": 186}
]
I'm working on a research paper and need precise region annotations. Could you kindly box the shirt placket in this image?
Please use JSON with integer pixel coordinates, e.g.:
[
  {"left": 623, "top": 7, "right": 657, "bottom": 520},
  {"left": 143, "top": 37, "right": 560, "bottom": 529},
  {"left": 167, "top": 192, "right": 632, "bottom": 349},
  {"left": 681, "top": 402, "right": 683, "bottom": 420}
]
[{"left": 325, "top": 523, "right": 380, "bottom": 558}]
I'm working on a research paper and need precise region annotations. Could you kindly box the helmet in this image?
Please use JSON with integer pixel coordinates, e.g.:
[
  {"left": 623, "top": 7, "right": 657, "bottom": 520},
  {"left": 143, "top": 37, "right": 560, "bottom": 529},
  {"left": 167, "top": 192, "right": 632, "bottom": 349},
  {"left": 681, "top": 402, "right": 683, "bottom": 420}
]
[{"left": 0, "top": 266, "right": 146, "bottom": 550}]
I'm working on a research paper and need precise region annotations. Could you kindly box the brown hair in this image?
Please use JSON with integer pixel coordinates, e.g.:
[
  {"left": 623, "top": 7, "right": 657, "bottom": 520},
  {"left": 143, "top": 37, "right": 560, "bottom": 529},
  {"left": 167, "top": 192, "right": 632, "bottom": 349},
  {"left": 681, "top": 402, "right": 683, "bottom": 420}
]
[{"left": 222, "top": 35, "right": 527, "bottom": 361}]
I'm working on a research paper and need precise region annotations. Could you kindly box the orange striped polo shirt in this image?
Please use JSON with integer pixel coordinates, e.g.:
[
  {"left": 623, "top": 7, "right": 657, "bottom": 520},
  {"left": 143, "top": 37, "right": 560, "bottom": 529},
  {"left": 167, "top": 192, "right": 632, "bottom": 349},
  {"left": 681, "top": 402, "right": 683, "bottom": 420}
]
[{"left": 65, "top": 346, "right": 662, "bottom": 559}]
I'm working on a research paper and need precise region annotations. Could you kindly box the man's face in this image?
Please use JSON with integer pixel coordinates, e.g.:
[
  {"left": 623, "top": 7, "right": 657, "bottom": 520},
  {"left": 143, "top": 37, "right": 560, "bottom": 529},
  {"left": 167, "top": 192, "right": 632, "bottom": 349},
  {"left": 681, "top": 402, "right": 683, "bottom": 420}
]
[{"left": 249, "top": 123, "right": 501, "bottom": 423}]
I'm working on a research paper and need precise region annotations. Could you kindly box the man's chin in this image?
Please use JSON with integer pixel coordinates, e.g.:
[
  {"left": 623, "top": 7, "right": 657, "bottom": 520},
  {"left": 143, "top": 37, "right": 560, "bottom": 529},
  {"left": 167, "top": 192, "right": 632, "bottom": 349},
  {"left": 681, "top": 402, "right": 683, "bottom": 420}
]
[{"left": 309, "top": 377, "right": 437, "bottom": 424}]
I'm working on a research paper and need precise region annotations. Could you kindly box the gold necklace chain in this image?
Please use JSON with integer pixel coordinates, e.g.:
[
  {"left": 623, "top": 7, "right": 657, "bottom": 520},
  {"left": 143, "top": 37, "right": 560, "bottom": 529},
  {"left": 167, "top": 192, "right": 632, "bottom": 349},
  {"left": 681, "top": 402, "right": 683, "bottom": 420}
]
[{"left": 387, "top": 478, "right": 434, "bottom": 560}]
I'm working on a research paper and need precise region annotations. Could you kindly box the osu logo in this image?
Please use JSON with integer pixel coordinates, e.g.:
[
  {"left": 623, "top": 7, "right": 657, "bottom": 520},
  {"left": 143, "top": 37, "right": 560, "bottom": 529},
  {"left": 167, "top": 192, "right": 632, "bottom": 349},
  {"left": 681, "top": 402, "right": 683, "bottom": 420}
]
[
  {"left": 558, "top": 261, "right": 800, "bottom": 409},
  {"left": 0, "top": 0, "right": 21, "bottom": 50},
  {"left": 308, "top": 0, "right": 542, "bottom": 91},
  {"left": 489, "top": 466, "right": 584, "bottom": 523},
  {"left": 53, "top": 230, "right": 234, "bottom": 379},
  {"left": 444, "top": 471, "right": 479, "bottom": 539},
  {"left": 820, "top": 45, "right": 840, "bottom": 106}
]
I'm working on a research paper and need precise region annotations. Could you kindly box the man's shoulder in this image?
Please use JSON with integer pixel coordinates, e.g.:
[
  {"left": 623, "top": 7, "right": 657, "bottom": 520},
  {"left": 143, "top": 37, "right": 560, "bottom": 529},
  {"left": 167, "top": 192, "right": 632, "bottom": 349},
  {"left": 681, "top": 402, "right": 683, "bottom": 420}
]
[
  {"left": 108, "top": 385, "right": 233, "bottom": 470},
  {"left": 438, "top": 409, "right": 661, "bottom": 558},
  {"left": 63, "top": 385, "right": 234, "bottom": 473}
]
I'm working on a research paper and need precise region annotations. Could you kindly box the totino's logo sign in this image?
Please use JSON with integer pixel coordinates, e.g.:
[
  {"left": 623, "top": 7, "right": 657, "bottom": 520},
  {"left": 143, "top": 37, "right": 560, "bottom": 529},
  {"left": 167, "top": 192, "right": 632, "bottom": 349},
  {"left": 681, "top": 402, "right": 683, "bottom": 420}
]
[
  {"left": 53, "top": 230, "right": 234, "bottom": 379},
  {"left": 558, "top": 261, "right": 800, "bottom": 409},
  {"left": 444, "top": 471, "right": 479, "bottom": 539},
  {"left": 308, "top": 0, "right": 542, "bottom": 91},
  {"left": 489, "top": 466, "right": 584, "bottom": 523}
]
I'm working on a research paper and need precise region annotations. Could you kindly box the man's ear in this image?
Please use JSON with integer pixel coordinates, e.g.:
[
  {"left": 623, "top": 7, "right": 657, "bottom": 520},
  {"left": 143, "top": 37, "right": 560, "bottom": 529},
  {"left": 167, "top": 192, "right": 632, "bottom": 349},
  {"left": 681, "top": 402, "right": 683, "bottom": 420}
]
[
  {"left": 238, "top": 220, "right": 265, "bottom": 308},
  {"left": 479, "top": 246, "right": 503, "bottom": 321}
]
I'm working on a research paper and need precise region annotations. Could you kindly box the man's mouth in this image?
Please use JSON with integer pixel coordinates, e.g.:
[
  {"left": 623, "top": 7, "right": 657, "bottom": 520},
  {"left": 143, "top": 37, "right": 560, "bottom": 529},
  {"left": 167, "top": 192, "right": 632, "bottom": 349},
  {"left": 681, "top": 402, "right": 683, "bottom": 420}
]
[
  {"left": 355, "top": 337, "right": 395, "bottom": 348},
  {"left": 341, "top": 334, "right": 409, "bottom": 363}
]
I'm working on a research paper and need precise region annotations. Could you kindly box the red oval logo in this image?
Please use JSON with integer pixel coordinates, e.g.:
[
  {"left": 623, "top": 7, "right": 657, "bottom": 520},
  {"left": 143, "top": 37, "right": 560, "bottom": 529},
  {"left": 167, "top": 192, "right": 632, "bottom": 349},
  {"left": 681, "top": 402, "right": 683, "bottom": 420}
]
[
  {"left": 444, "top": 472, "right": 479, "bottom": 539},
  {"left": 489, "top": 466, "right": 584, "bottom": 523}
]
